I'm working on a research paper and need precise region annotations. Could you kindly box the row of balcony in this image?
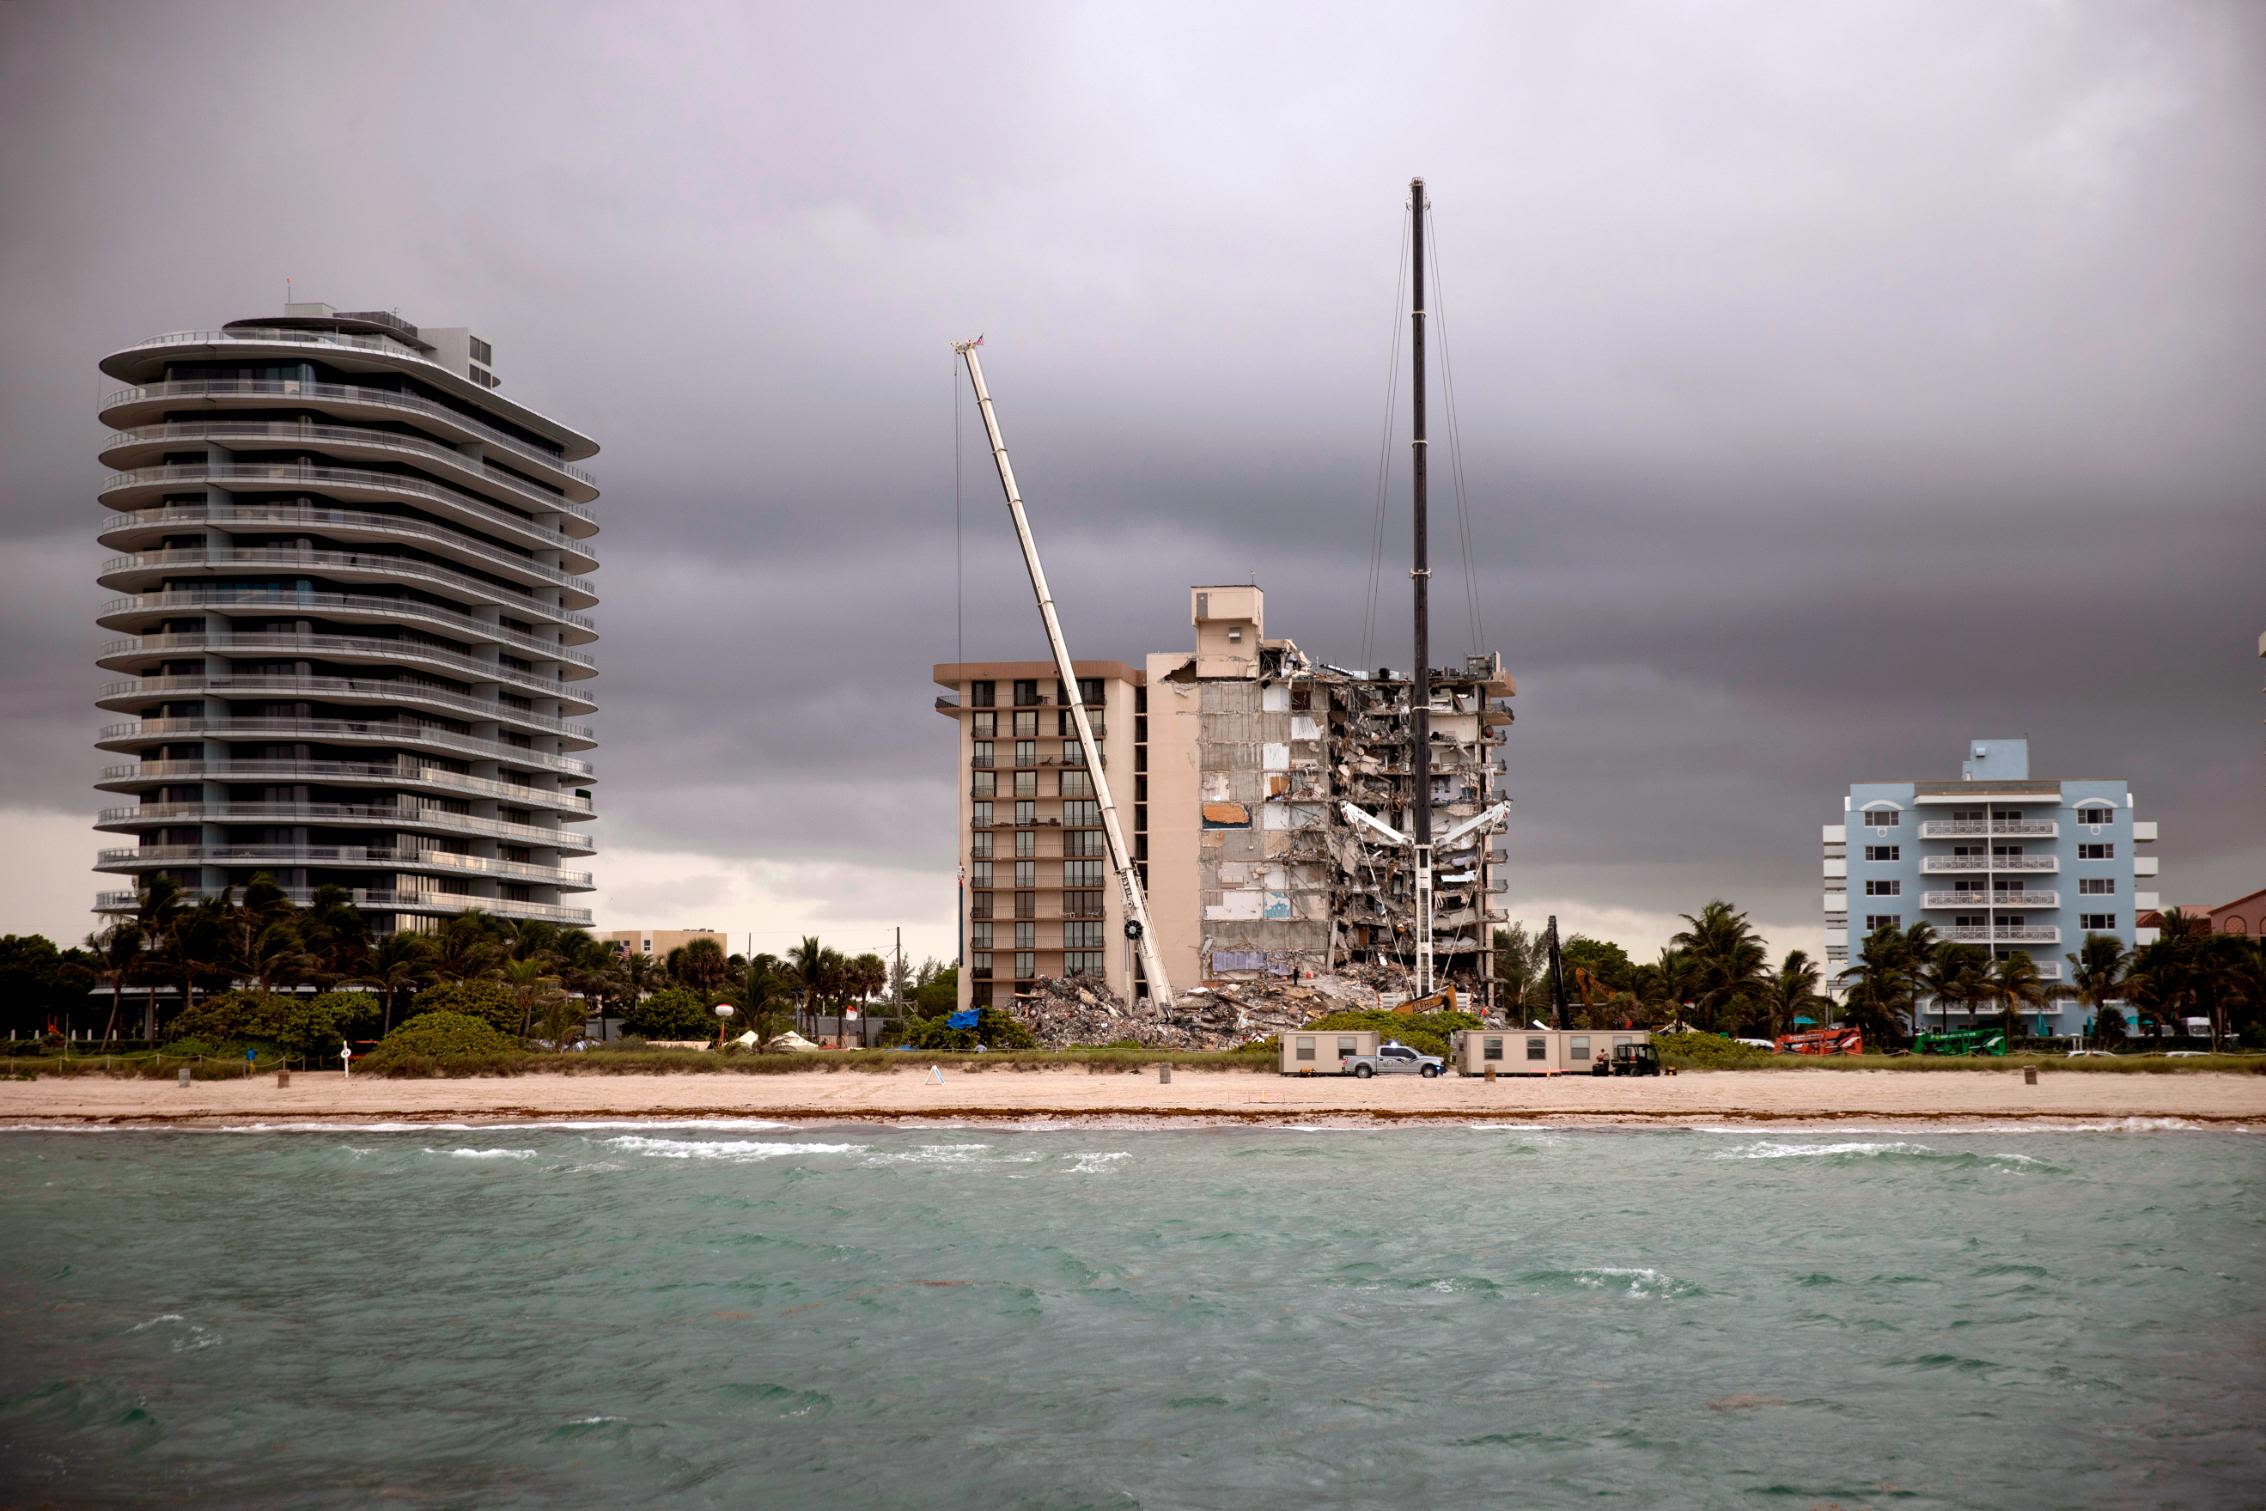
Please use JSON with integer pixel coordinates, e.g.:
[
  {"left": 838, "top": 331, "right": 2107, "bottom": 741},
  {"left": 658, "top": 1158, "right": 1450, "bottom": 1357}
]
[
  {"left": 968, "top": 753, "right": 1100, "bottom": 770},
  {"left": 95, "top": 800, "right": 593, "bottom": 852},
  {"left": 98, "top": 716, "right": 594, "bottom": 779},
  {"left": 100, "top": 380, "right": 594, "bottom": 491},
  {"left": 99, "top": 632, "right": 595, "bottom": 707},
  {"left": 101, "top": 421, "right": 597, "bottom": 519},
  {"left": 1917, "top": 819, "right": 2058, "bottom": 839},
  {"left": 102, "top": 497, "right": 595, "bottom": 581},
  {"left": 95, "top": 886, "right": 592, "bottom": 927},
  {"left": 98, "top": 759, "right": 592, "bottom": 814},
  {"left": 98, "top": 546, "right": 594, "bottom": 629},
  {"left": 97, "top": 844, "right": 592, "bottom": 889},
  {"left": 98, "top": 673, "right": 593, "bottom": 742},
  {"left": 103, "top": 535, "right": 596, "bottom": 607},
  {"left": 100, "top": 588, "right": 597, "bottom": 660}
]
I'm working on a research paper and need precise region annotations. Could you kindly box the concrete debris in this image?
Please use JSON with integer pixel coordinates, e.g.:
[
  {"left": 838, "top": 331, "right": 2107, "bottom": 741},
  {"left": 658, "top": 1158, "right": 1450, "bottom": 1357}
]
[{"left": 1011, "top": 964, "right": 1413, "bottom": 1050}]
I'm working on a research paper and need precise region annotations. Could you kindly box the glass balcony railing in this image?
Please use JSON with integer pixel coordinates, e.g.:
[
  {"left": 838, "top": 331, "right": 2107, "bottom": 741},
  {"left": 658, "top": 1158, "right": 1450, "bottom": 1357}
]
[
  {"left": 100, "top": 588, "right": 595, "bottom": 661},
  {"left": 96, "top": 716, "right": 595, "bottom": 778}
]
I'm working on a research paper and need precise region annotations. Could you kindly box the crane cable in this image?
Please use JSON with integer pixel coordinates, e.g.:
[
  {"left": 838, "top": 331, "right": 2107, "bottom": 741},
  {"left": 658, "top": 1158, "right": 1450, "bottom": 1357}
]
[
  {"left": 1426, "top": 201, "right": 1486, "bottom": 655},
  {"left": 1359, "top": 201, "right": 1411, "bottom": 676},
  {"left": 954, "top": 350, "right": 964, "bottom": 666}
]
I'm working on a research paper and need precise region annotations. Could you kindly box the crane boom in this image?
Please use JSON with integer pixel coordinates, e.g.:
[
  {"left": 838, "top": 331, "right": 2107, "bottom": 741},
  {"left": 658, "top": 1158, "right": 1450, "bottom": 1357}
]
[{"left": 954, "top": 341, "right": 1176, "bottom": 1009}]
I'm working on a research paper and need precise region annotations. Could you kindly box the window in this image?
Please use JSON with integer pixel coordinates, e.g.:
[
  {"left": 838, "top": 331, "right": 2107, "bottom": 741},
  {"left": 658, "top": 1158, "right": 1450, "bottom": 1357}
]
[
  {"left": 1482, "top": 1037, "right": 1503, "bottom": 1062},
  {"left": 970, "top": 922, "right": 993, "bottom": 950},
  {"left": 1013, "top": 711, "right": 1037, "bottom": 738},
  {"left": 1066, "top": 891, "right": 1104, "bottom": 917},
  {"left": 1060, "top": 769, "right": 1093, "bottom": 798},
  {"left": 1064, "top": 951, "right": 1106, "bottom": 978},
  {"left": 1014, "top": 952, "right": 1036, "bottom": 980},
  {"left": 968, "top": 893, "right": 993, "bottom": 920},
  {"left": 1013, "top": 770, "right": 1037, "bottom": 798},
  {"left": 1014, "top": 829, "right": 1036, "bottom": 858},
  {"left": 1066, "top": 829, "right": 1103, "bottom": 857},
  {"left": 1015, "top": 800, "right": 1036, "bottom": 826},
  {"left": 1064, "top": 800, "right": 1100, "bottom": 827},
  {"left": 1078, "top": 677, "right": 1103, "bottom": 705},
  {"left": 1296, "top": 1038, "right": 1315, "bottom": 1062},
  {"left": 1338, "top": 1036, "right": 1358, "bottom": 1058},
  {"left": 1955, "top": 914, "right": 1986, "bottom": 930},
  {"left": 1014, "top": 740, "right": 1036, "bottom": 767},
  {"left": 1013, "top": 679, "right": 1039, "bottom": 706},
  {"left": 1570, "top": 1035, "right": 1591, "bottom": 1062},
  {"left": 1865, "top": 879, "right": 1901, "bottom": 896},
  {"left": 971, "top": 711, "right": 995, "bottom": 739},
  {"left": 971, "top": 831, "right": 993, "bottom": 860},
  {"left": 2081, "top": 913, "right": 2117, "bottom": 932},
  {"left": 971, "top": 801, "right": 993, "bottom": 828},
  {"left": 970, "top": 952, "right": 993, "bottom": 979},
  {"left": 2076, "top": 806, "right": 2114, "bottom": 826},
  {"left": 469, "top": 335, "right": 493, "bottom": 366},
  {"left": 2079, "top": 878, "right": 2115, "bottom": 895},
  {"left": 1014, "top": 891, "right": 1035, "bottom": 920},
  {"left": 1951, "top": 807, "right": 1985, "bottom": 823},
  {"left": 971, "top": 771, "right": 995, "bottom": 799},
  {"left": 1065, "top": 860, "right": 1103, "bottom": 887},
  {"left": 1863, "top": 807, "right": 1899, "bottom": 828},
  {"left": 2079, "top": 843, "right": 2115, "bottom": 860},
  {"left": 1065, "top": 920, "right": 1103, "bottom": 948},
  {"left": 1061, "top": 740, "right": 1084, "bottom": 764},
  {"left": 971, "top": 741, "right": 993, "bottom": 768},
  {"left": 1014, "top": 860, "right": 1036, "bottom": 888},
  {"left": 971, "top": 680, "right": 995, "bottom": 708},
  {"left": 1526, "top": 1036, "right": 1547, "bottom": 1061},
  {"left": 1013, "top": 922, "right": 1035, "bottom": 949},
  {"left": 1864, "top": 845, "right": 1900, "bottom": 862},
  {"left": 971, "top": 860, "right": 993, "bottom": 888},
  {"left": 1865, "top": 915, "right": 1898, "bottom": 931}
]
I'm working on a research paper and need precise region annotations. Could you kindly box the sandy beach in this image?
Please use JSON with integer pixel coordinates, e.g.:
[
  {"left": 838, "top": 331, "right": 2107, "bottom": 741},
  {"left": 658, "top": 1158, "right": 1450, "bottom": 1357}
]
[{"left": 3, "top": 1066, "right": 2261, "bottom": 1127}]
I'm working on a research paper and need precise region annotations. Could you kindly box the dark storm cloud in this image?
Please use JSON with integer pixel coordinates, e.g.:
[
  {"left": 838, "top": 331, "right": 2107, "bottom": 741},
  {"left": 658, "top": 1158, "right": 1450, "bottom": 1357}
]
[{"left": 1, "top": 0, "right": 2260, "bottom": 946}]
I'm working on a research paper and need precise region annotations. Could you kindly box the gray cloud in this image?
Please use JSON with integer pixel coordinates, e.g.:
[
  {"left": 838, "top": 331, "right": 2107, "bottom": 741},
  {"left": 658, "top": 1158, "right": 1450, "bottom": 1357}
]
[{"left": 1, "top": 0, "right": 2260, "bottom": 951}]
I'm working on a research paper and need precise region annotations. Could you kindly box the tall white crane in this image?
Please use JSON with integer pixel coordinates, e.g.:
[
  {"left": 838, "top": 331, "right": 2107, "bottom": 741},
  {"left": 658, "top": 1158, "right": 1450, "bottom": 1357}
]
[
  {"left": 1342, "top": 798, "right": 1509, "bottom": 996},
  {"left": 954, "top": 340, "right": 1175, "bottom": 1009}
]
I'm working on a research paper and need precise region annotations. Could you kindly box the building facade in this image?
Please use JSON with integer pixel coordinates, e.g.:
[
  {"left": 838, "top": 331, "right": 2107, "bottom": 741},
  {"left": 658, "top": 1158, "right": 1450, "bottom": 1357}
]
[
  {"left": 1823, "top": 738, "right": 2159, "bottom": 1034},
  {"left": 598, "top": 929, "right": 730, "bottom": 961},
  {"left": 93, "top": 304, "right": 600, "bottom": 932},
  {"left": 936, "top": 584, "right": 1516, "bottom": 1012},
  {"left": 932, "top": 660, "right": 1147, "bottom": 1009}
]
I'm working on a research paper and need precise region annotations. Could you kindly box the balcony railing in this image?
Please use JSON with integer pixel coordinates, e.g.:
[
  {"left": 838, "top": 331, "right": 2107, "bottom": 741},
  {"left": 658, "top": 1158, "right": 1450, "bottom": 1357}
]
[
  {"left": 95, "top": 801, "right": 591, "bottom": 850},
  {"left": 97, "top": 844, "right": 592, "bottom": 889},
  {"left": 103, "top": 422, "right": 591, "bottom": 521},
  {"left": 99, "top": 633, "right": 594, "bottom": 706},
  {"left": 1921, "top": 855, "right": 2058, "bottom": 874},
  {"left": 100, "top": 380, "right": 594, "bottom": 488},
  {"left": 1918, "top": 819, "right": 2058, "bottom": 839},
  {"left": 96, "top": 716, "right": 595, "bottom": 778},
  {"left": 103, "top": 498, "right": 593, "bottom": 577},
  {"left": 98, "top": 674, "right": 594, "bottom": 740},
  {"left": 94, "top": 885, "right": 591, "bottom": 926},
  {"left": 1937, "top": 925, "right": 2062, "bottom": 945},
  {"left": 97, "top": 547, "right": 595, "bottom": 628},
  {"left": 100, "top": 588, "right": 595, "bottom": 661},
  {"left": 96, "top": 759, "right": 592, "bottom": 813},
  {"left": 103, "top": 527, "right": 595, "bottom": 598},
  {"left": 1922, "top": 891, "right": 2061, "bottom": 909}
]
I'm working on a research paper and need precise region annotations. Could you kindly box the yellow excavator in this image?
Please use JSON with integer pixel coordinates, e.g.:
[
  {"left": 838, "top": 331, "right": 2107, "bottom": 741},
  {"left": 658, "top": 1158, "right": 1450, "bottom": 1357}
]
[{"left": 1393, "top": 984, "right": 1458, "bottom": 1014}]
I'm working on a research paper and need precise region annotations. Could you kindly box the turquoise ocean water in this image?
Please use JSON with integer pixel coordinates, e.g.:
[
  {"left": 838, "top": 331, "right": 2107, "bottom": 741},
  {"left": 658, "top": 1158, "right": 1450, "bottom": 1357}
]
[{"left": 2, "top": 1121, "right": 2260, "bottom": 1509}]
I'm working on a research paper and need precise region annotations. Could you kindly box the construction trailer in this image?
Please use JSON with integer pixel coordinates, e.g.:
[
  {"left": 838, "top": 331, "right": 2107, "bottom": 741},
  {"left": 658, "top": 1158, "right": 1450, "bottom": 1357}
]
[
  {"left": 1451, "top": 1028, "right": 1651, "bottom": 1076},
  {"left": 1279, "top": 1028, "right": 1381, "bottom": 1075}
]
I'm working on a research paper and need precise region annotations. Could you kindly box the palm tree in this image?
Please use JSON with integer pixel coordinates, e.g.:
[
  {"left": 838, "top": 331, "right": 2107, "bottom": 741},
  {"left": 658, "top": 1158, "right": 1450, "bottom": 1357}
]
[
  {"left": 1918, "top": 943, "right": 1990, "bottom": 1037},
  {"left": 792, "top": 935, "right": 828, "bottom": 1031},
  {"left": 1629, "top": 947, "right": 1698, "bottom": 1028},
  {"left": 228, "top": 915, "right": 310, "bottom": 997},
  {"left": 86, "top": 922, "right": 144, "bottom": 1048},
  {"left": 1837, "top": 924, "right": 1917, "bottom": 1049},
  {"left": 1760, "top": 950, "right": 1823, "bottom": 1040},
  {"left": 131, "top": 877, "right": 189, "bottom": 1039},
  {"left": 621, "top": 947, "right": 656, "bottom": 1007},
  {"left": 2064, "top": 933, "right": 2129, "bottom": 1051},
  {"left": 430, "top": 912, "right": 503, "bottom": 982},
  {"left": 299, "top": 885, "right": 370, "bottom": 988},
  {"left": 366, "top": 930, "right": 433, "bottom": 1034},
  {"left": 1985, "top": 951, "right": 2050, "bottom": 1046},
  {"left": 1670, "top": 900, "right": 1768, "bottom": 1032},
  {"left": 501, "top": 956, "right": 562, "bottom": 1040}
]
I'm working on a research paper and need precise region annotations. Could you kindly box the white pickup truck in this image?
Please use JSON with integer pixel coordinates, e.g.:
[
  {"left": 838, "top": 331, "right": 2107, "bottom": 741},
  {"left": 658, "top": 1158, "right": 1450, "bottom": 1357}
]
[{"left": 1344, "top": 1041, "right": 1445, "bottom": 1079}]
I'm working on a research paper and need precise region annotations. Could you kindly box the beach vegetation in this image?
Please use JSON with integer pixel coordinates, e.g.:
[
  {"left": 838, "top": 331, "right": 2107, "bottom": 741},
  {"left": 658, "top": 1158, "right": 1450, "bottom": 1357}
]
[
  {"left": 408, "top": 978, "right": 524, "bottom": 1036},
  {"left": 1298, "top": 1008, "right": 1481, "bottom": 1059},
  {"left": 163, "top": 990, "right": 380, "bottom": 1061}
]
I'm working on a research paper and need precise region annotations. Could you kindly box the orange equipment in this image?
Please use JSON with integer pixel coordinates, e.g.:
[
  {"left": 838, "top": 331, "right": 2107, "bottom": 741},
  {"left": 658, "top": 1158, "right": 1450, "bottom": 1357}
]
[{"left": 1775, "top": 1026, "right": 1862, "bottom": 1056}]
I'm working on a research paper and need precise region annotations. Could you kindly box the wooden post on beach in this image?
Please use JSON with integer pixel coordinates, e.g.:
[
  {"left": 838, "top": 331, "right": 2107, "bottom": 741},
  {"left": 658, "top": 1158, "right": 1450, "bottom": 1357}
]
[{"left": 1159, "top": 1063, "right": 1172, "bottom": 1084}]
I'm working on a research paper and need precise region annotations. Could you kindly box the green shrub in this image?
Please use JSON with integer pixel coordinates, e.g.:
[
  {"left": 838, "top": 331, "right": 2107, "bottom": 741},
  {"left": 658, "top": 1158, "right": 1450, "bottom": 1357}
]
[
  {"left": 161, "top": 991, "right": 378, "bottom": 1062},
  {"left": 1655, "top": 1032, "right": 1785, "bottom": 1070},
  {"left": 619, "top": 987, "right": 718, "bottom": 1041},
  {"left": 893, "top": 1007, "right": 1038, "bottom": 1052},
  {"left": 364, "top": 1011, "right": 522, "bottom": 1070},
  {"left": 1300, "top": 1008, "right": 1481, "bottom": 1060},
  {"left": 407, "top": 979, "right": 521, "bottom": 1034}
]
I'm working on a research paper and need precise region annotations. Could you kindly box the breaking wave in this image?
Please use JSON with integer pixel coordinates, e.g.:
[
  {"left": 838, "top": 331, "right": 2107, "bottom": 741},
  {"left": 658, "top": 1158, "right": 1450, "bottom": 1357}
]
[{"left": 600, "top": 1136, "right": 866, "bottom": 1162}]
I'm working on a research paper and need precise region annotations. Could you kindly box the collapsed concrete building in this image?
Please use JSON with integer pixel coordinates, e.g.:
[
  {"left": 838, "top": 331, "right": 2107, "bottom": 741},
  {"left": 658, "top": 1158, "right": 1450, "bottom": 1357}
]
[{"left": 934, "top": 582, "right": 1515, "bottom": 1014}]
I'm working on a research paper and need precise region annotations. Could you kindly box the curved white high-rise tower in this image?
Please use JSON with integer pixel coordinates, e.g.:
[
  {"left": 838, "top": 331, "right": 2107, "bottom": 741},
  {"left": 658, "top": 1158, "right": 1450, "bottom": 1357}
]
[{"left": 92, "top": 304, "right": 599, "bottom": 931}]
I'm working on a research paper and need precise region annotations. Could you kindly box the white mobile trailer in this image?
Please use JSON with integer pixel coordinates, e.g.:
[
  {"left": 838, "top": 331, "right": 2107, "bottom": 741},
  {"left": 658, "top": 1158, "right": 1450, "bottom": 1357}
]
[
  {"left": 1451, "top": 1028, "right": 1651, "bottom": 1076},
  {"left": 1280, "top": 1029, "right": 1382, "bottom": 1075}
]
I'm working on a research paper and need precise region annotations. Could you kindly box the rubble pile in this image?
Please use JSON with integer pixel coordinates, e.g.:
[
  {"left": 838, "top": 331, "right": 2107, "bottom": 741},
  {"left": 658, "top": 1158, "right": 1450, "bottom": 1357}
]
[{"left": 1012, "top": 964, "right": 1419, "bottom": 1050}]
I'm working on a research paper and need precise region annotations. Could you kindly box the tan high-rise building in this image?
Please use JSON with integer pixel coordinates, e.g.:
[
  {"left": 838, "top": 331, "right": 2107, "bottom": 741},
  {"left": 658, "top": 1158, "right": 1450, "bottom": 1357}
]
[
  {"left": 932, "top": 661, "right": 1147, "bottom": 1009},
  {"left": 937, "top": 584, "right": 1515, "bottom": 1012}
]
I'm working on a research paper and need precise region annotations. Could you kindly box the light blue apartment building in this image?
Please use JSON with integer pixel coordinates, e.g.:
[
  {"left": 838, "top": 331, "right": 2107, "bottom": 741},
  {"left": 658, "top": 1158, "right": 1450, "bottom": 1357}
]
[{"left": 1823, "top": 739, "right": 2159, "bottom": 1036}]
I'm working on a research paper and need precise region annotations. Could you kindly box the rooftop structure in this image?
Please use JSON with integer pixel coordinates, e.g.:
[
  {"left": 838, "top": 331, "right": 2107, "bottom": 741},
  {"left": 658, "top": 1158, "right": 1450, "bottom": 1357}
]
[{"left": 93, "top": 303, "right": 600, "bottom": 931}]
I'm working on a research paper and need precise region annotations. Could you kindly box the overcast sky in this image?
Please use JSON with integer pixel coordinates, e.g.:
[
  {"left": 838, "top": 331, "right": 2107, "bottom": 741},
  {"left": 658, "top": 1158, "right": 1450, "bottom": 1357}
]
[{"left": 1, "top": 0, "right": 2259, "bottom": 965}]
